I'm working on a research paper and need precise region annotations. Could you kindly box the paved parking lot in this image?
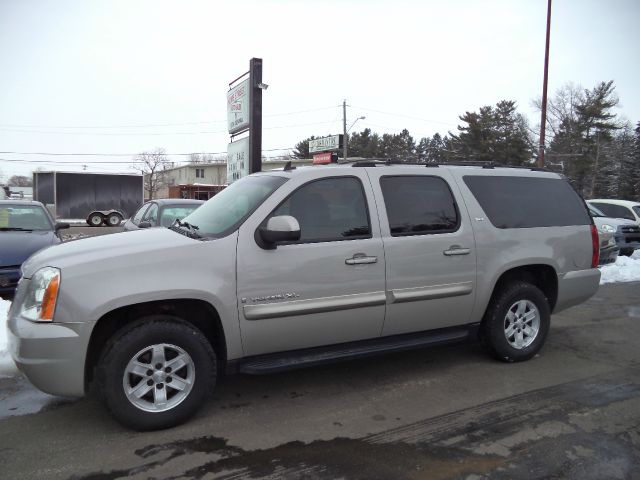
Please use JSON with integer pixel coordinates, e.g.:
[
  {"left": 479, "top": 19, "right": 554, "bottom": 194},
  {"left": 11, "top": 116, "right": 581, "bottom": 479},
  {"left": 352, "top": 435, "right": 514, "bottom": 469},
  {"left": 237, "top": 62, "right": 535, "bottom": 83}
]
[{"left": 0, "top": 281, "right": 639, "bottom": 479}]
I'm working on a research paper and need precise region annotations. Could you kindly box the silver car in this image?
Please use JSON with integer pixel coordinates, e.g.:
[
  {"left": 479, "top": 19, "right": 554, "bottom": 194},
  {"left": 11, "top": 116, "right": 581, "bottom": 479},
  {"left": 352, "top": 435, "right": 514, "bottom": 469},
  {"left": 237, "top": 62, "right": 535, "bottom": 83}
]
[{"left": 8, "top": 163, "right": 601, "bottom": 430}]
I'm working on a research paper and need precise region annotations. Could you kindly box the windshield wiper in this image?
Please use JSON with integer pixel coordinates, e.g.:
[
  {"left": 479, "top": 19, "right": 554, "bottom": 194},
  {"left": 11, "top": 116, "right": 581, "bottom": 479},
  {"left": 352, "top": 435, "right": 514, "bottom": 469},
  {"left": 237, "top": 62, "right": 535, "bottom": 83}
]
[
  {"left": 168, "top": 219, "right": 201, "bottom": 239},
  {"left": 0, "top": 227, "right": 34, "bottom": 231}
]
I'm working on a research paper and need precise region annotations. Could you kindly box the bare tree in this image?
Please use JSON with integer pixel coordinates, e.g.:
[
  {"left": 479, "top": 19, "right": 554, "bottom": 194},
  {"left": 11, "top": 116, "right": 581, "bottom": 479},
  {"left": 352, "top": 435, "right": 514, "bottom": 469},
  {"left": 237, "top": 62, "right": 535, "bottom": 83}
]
[
  {"left": 133, "top": 148, "right": 170, "bottom": 199},
  {"left": 8, "top": 175, "right": 33, "bottom": 187}
]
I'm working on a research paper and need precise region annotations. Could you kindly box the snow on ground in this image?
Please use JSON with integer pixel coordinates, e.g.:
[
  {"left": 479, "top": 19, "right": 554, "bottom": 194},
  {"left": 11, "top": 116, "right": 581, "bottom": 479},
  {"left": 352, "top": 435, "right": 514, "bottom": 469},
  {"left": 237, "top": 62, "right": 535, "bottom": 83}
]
[
  {"left": 0, "top": 299, "right": 17, "bottom": 376},
  {"left": 599, "top": 249, "right": 640, "bottom": 284},
  {"left": 0, "top": 251, "right": 639, "bottom": 377}
]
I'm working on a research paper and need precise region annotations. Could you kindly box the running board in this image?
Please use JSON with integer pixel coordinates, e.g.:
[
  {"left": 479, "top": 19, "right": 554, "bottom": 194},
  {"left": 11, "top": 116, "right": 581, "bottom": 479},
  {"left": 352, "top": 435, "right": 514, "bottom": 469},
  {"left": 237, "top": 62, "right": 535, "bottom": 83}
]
[{"left": 232, "top": 324, "right": 480, "bottom": 375}]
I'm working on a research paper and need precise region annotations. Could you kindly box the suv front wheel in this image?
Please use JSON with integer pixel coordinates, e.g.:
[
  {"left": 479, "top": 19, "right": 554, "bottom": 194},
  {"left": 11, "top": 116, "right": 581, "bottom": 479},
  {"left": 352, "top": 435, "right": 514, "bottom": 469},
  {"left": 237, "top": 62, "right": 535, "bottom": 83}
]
[
  {"left": 97, "top": 316, "right": 217, "bottom": 430},
  {"left": 482, "top": 281, "right": 550, "bottom": 362}
]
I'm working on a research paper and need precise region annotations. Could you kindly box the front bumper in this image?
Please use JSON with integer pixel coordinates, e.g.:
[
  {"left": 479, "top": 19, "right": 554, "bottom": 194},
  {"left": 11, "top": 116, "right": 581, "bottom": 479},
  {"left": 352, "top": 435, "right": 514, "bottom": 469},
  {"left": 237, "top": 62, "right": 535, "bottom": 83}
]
[
  {"left": 0, "top": 266, "right": 21, "bottom": 298},
  {"left": 615, "top": 231, "right": 640, "bottom": 250},
  {"left": 7, "top": 283, "right": 89, "bottom": 397}
]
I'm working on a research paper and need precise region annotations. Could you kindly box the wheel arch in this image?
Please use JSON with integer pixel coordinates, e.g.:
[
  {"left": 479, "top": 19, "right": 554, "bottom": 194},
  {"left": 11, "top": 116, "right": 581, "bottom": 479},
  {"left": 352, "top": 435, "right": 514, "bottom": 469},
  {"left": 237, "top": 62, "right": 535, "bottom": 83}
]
[
  {"left": 84, "top": 298, "right": 227, "bottom": 391},
  {"left": 483, "top": 264, "right": 558, "bottom": 322}
]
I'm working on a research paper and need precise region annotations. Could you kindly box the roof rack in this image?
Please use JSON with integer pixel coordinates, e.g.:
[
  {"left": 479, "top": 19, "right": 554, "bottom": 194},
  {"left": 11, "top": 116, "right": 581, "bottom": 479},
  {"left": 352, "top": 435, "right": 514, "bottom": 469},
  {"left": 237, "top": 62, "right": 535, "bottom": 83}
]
[
  {"left": 283, "top": 161, "right": 296, "bottom": 171},
  {"left": 340, "top": 159, "right": 549, "bottom": 172}
]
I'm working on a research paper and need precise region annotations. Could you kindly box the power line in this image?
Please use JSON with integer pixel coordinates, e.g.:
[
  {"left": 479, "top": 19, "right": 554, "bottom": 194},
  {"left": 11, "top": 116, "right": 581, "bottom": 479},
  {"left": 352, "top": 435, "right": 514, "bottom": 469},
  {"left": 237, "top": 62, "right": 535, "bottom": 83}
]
[
  {"left": 0, "top": 106, "right": 340, "bottom": 130},
  {"left": 0, "top": 148, "right": 293, "bottom": 157},
  {"left": 0, "top": 120, "right": 336, "bottom": 136}
]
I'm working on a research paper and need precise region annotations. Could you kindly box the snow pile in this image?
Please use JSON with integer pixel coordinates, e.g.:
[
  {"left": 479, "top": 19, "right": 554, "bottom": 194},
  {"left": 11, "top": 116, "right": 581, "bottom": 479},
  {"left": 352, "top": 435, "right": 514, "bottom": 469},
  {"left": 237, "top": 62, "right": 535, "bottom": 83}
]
[
  {"left": 600, "top": 250, "right": 640, "bottom": 284},
  {"left": 0, "top": 299, "right": 17, "bottom": 376}
]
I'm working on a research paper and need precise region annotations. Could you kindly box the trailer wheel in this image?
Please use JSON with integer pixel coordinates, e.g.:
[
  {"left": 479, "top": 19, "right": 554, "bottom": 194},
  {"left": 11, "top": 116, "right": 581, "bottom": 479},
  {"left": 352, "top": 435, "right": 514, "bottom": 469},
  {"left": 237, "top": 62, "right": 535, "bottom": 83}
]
[
  {"left": 107, "top": 212, "right": 123, "bottom": 227},
  {"left": 88, "top": 212, "right": 104, "bottom": 227}
]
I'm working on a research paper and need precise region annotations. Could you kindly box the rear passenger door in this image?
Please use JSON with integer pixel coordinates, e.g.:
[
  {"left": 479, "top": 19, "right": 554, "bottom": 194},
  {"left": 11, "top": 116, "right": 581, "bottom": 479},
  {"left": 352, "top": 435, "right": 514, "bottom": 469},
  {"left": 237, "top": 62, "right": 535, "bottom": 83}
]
[{"left": 368, "top": 169, "right": 477, "bottom": 336}]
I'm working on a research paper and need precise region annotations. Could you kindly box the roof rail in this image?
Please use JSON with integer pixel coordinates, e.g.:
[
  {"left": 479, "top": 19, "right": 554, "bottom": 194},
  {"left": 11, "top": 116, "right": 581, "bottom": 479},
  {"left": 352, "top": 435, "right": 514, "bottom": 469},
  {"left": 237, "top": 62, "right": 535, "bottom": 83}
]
[{"left": 283, "top": 161, "right": 296, "bottom": 171}]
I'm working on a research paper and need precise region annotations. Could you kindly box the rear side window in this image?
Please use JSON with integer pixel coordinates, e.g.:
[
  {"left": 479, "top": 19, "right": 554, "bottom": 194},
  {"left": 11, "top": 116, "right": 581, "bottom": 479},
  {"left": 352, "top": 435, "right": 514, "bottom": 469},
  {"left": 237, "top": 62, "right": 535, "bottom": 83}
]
[
  {"left": 590, "top": 202, "right": 635, "bottom": 221},
  {"left": 380, "top": 176, "right": 459, "bottom": 236},
  {"left": 463, "top": 176, "right": 590, "bottom": 228}
]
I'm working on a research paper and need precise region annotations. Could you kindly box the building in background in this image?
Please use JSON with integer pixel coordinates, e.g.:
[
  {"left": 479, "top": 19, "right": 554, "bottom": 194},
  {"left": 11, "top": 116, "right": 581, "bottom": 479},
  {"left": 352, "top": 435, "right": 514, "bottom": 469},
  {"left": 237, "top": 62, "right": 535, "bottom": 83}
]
[{"left": 149, "top": 159, "right": 312, "bottom": 200}]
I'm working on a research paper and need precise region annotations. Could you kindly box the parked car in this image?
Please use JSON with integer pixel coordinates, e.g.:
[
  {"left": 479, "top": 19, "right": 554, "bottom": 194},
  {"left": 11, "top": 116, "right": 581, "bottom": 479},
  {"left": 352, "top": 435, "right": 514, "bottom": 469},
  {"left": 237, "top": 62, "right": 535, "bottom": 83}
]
[
  {"left": 587, "top": 200, "right": 640, "bottom": 256},
  {"left": 587, "top": 204, "right": 619, "bottom": 265},
  {"left": 8, "top": 164, "right": 601, "bottom": 430},
  {"left": 0, "top": 200, "right": 69, "bottom": 298},
  {"left": 123, "top": 199, "right": 205, "bottom": 232}
]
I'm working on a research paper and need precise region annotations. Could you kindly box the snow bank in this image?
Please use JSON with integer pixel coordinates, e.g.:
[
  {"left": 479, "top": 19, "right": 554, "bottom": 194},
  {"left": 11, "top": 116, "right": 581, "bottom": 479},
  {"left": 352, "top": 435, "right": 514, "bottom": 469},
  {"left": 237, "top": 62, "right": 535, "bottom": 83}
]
[
  {"left": 600, "top": 250, "right": 640, "bottom": 284},
  {"left": 0, "top": 299, "right": 17, "bottom": 376}
]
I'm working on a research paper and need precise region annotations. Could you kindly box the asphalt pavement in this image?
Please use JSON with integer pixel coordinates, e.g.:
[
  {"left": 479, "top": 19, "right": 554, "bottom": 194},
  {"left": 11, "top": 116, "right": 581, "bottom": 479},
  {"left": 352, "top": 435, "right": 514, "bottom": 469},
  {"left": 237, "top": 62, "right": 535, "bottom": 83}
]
[{"left": 1, "top": 280, "right": 639, "bottom": 480}]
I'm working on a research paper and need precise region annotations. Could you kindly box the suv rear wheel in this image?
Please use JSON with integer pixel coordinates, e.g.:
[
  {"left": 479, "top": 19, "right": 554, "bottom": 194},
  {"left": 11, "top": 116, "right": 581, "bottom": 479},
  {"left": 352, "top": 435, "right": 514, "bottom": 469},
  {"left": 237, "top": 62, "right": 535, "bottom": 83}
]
[
  {"left": 97, "top": 316, "right": 216, "bottom": 430},
  {"left": 482, "top": 281, "right": 550, "bottom": 362}
]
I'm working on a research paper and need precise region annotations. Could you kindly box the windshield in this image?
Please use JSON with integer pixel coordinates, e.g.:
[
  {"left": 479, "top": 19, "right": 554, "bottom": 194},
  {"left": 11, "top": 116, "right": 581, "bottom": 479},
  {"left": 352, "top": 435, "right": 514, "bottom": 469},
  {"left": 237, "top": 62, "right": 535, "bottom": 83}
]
[
  {"left": 633, "top": 206, "right": 640, "bottom": 219},
  {"left": 160, "top": 205, "right": 202, "bottom": 227},
  {"left": 0, "top": 204, "right": 53, "bottom": 231},
  {"left": 179, "top": 175, "right": 287, "bottom": 237},
  {"left": 588, "top": 204, "right": 606, "bottom": 217}
]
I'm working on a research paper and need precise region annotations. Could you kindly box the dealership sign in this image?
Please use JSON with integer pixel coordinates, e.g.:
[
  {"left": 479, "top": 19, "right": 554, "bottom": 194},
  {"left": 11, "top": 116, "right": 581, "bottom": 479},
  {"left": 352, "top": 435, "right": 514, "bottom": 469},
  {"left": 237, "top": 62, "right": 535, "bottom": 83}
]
[
  {"left": 227, "top": 79, "right": 250, "bottom": 134},
  {"left": 309, "top": 134, "right": 343, "bottom": 154},
  {"left": 313, "top": 152, "right": 337, "bottom": 164},
  {"left": 227, "top": 136, "right": 250, "bottom": 183}
]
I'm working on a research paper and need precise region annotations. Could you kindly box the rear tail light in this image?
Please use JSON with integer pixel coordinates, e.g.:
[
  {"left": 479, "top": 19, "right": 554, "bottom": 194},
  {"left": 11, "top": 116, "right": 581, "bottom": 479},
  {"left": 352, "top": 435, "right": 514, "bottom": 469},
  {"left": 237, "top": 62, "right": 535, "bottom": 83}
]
[{"left": 591, "top": 224, "right": 600, "bottom": 268}]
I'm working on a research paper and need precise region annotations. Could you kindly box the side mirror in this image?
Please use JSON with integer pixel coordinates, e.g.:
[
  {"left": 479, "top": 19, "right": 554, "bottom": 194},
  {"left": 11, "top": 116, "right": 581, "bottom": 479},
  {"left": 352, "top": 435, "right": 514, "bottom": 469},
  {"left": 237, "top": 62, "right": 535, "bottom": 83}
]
[
  {"left": 257, "top": 215, "right": 301, "bottom": 249},
  {"left": 138, "top": 221, "right": 152, "bottom": 229},
  {"left": 55, "top": 222, "right": 70, "bottom": 231}
]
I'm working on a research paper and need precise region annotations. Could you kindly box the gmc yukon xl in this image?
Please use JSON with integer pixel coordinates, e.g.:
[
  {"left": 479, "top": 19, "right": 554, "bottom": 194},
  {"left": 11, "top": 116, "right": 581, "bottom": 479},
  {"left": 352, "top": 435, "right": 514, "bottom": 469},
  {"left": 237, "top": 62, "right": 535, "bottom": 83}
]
[{"left": 8, "top": 163, "right": 601, "bottom": 429}]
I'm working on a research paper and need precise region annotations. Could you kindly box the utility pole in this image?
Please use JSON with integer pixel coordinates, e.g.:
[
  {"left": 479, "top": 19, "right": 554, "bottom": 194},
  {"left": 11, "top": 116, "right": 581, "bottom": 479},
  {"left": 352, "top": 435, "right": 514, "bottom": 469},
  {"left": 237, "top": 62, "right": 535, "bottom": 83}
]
[
  {"left": 343, "top": 99, "right": 348, "bottom": 160},
  {"left": 538, "top": 0, "right": 552, "bottom": 168}
]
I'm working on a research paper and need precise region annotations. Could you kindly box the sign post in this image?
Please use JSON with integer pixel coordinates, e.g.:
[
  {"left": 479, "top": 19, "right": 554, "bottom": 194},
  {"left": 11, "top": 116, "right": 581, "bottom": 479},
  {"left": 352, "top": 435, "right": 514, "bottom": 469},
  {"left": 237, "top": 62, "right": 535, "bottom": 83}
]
[{"left": 227, "top": 58, "right": 263, "bottom": 183}]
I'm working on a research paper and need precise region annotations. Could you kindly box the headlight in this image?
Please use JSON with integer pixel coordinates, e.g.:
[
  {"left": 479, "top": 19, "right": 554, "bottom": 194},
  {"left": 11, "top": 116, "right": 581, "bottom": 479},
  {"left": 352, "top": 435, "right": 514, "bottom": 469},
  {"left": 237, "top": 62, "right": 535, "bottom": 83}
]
[
  {"left": 599, "top": 224, "right": 615, "bottom": 233},
  {"left": 20, "top": 267, "right": 61, "bottom": 322}
]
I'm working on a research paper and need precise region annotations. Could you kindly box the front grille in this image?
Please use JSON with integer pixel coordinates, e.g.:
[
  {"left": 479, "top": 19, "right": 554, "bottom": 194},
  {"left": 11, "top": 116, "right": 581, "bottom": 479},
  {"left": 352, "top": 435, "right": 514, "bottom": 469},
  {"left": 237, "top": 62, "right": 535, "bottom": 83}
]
[{"left": 621, "top": 226, "right": 640, "bottom": 233}]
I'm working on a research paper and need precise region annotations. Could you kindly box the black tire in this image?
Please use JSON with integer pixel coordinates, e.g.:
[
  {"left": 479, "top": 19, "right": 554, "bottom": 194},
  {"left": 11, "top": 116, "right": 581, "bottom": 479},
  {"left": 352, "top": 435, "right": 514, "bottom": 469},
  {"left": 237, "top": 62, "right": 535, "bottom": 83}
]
[
  {"left": 88, "top": 212, "right": 104, "bottom": 227},
  {"left": 620, "top": 248, "right": 634, "bottom": 257},
  {"left": 97, "top": 316, "right": 217, "bottom": 430},
  {"left": 106, "top": 212, "right": 123, "bottom": 227},
  {"left": 482, "top": 281, "right": 550, "bottom": 362}
]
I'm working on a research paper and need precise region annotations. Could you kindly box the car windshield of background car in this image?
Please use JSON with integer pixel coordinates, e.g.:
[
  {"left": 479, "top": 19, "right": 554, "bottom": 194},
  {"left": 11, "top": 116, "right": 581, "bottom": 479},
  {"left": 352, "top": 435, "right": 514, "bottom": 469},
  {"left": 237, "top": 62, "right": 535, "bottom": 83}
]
[
  {"left": 0, "top": 205, "right": 52, "bottom": 231},
  {"left": 179, "top": 175, "right": 287, "bottom": 237},
  {"left": 160, "top": 206, "right": 202, "bottom": 227}
]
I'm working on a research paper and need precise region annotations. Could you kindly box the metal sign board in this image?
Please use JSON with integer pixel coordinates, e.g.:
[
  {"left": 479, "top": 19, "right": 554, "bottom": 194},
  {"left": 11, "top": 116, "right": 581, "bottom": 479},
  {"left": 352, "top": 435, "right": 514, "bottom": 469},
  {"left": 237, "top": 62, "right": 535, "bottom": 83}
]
[
  {"left": 227, "top": 78, "right": 250, "bottom": 134},
  {"left": 309, "top": 135, "right": 343, "bottom": 154},
  {"left": 227, "top": 136, "right": 250, "bottom": 183}
]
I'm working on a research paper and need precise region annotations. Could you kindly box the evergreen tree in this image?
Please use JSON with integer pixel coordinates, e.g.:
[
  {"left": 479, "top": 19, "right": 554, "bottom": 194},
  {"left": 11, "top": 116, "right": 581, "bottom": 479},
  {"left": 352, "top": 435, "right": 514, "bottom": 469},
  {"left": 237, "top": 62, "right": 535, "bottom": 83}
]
[
  {"left": 292, "top": 136, "right": 316, "bottom": 159},
  {"left": 449, "top": 100, "right": 533, "bottom": 165}
]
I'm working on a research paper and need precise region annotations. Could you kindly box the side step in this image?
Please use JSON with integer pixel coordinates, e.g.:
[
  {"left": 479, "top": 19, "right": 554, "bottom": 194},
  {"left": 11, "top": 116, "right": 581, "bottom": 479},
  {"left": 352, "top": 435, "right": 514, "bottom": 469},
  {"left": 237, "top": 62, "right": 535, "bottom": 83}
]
[{"left": 234, "top": 324, "right": 480, "bottom": 375}]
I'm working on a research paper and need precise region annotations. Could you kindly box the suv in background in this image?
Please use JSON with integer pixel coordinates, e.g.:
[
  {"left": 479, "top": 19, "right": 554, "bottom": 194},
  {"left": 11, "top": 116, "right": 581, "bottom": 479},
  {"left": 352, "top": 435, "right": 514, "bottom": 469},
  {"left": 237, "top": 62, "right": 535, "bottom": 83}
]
[
  {"left": 587, "top": 204, "right": 620, "bottom": 264},
  {"left": 8, "top": 163, "right": 601, "bottom": 430},
  {"left": 588, "top": 199, "right": 640, "bottom": 256}
]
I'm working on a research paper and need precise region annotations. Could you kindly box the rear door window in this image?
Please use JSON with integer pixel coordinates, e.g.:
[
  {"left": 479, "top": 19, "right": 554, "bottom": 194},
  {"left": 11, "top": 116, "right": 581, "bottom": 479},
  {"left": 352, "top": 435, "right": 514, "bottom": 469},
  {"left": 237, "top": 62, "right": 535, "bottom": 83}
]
[
  {"left": 463, "top": 176, "right": 591, "bottom": 228},
  {"left": 380, "top": 176, "right": 459, "bottom": 236}
]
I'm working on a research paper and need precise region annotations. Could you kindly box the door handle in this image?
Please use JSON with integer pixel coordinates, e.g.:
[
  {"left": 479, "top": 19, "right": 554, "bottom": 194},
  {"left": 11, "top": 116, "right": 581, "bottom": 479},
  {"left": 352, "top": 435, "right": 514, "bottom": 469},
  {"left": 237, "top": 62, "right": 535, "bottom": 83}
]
[
  {"left": 443, "top": 246, "right": 470, "bottom": 256},
  {"left": 345, "top": 253, "right": 378, "bottom": 265}
]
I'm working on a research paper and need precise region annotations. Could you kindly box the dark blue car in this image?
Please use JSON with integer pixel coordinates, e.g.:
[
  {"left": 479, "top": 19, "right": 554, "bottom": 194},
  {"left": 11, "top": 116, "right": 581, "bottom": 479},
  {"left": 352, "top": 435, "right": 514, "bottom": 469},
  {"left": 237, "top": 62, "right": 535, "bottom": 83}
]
[{"left": 0, "top": 200, "right": 69, "bottom": 298}]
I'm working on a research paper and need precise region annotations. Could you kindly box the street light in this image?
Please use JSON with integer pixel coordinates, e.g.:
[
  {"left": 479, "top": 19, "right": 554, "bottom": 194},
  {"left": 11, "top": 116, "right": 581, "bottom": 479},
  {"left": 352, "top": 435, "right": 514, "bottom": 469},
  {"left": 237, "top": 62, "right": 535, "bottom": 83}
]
[{"left": 344, "top": 116, "right": 366, "bottom": 160}]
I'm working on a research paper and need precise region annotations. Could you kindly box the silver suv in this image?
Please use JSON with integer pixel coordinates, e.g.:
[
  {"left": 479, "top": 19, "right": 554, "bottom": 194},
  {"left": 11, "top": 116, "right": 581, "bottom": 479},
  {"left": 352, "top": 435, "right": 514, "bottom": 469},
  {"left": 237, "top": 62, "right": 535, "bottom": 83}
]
[{"left": 8, "top": 163, "right": 601, "bottom": 430}]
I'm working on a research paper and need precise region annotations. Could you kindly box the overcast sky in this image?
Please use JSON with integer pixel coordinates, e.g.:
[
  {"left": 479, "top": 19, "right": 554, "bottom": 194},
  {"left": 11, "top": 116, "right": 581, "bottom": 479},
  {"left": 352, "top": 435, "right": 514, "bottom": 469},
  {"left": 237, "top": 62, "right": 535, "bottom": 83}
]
[{"left": 1, "top": 0, "right": 639, "bottom": 180}]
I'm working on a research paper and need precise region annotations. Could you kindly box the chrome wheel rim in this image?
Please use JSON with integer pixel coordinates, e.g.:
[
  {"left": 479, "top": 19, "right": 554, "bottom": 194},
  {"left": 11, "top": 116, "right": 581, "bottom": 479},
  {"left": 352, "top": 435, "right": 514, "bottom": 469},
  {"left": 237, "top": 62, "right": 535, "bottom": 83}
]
[
  {"left": 504, "top": 300, "right": 540, "bottom": 350},
  {"left": 108, "top": 215, "right": 120, "bottom": 225},
  {"left": 123, "top": 343, "right": 195, "bottom": 412},
  {"left": 90, "top": 216, "right": 102, "bottom": 226}
]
